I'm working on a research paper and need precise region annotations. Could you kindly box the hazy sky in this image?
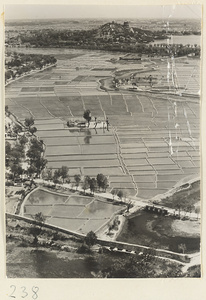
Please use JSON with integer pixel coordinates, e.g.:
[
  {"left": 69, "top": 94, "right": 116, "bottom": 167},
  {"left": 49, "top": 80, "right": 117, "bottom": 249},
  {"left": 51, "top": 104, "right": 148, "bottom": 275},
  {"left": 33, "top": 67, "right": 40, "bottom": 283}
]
[{"left": 5, "top": 4, "right": 201, "bottom": 20}]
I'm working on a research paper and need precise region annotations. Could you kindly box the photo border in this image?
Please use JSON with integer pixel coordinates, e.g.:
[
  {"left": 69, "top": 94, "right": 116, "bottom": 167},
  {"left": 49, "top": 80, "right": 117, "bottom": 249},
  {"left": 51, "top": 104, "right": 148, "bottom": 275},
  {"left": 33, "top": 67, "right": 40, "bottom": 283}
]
[{"left": 0, "top": 1, "right": 205, "bottom": 299}]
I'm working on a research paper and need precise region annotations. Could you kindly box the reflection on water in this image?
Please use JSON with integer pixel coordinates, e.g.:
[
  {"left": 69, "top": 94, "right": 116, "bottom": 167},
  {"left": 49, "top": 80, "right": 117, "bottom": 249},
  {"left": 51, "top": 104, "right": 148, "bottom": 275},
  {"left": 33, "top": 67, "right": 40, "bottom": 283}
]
[{"left": 84, "top": 129, "right": 92, "bottom": 144}]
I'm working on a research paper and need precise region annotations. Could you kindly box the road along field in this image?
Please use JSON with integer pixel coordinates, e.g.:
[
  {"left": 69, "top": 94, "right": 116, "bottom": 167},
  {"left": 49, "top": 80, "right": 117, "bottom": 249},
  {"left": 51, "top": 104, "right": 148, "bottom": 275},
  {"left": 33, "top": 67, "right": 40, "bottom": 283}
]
[{"left": 5, "top": 48, "right": 200, "bottom": 200}]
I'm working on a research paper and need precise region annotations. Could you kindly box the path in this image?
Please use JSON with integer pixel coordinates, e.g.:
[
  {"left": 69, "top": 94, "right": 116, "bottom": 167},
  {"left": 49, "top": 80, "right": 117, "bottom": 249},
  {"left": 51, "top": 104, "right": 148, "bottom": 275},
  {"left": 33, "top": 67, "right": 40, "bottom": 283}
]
[
  {"left": 34, "top": 178, "right": 200, "bottom": 220},
  {"left": 5, "top": 63, "right": 57, "bottom": 87},
  {"left": 181, "top": 252, "right": 201, "bottom": 272}
]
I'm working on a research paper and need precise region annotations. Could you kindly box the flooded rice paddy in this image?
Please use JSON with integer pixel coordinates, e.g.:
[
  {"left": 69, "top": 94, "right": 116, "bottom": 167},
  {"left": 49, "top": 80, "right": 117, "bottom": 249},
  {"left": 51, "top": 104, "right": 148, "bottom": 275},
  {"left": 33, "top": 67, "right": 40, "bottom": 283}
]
[
  {"left": 5, "top": 48, "right": 200, "bottom": 199},
  {"left": 24, "top": 188, "right": 125, "bottom": 234}
]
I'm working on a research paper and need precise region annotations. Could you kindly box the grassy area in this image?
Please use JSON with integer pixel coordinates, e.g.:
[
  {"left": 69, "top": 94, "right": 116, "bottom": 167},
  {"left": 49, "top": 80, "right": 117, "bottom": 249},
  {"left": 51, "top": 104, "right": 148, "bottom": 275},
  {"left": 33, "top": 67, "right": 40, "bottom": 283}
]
[{"left": 159, "top": 180, "right": 200, "bottom": 209}]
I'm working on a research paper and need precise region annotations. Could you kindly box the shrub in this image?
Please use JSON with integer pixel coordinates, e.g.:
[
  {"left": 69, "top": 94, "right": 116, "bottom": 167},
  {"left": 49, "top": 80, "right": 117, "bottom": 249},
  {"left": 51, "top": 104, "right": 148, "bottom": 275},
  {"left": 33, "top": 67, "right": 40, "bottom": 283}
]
[
  {"left": 84, "top": 231, "right": 97, "bottom": 247},
  {"left": 76, "top": 243, "right": 92, "bottom": 254}
]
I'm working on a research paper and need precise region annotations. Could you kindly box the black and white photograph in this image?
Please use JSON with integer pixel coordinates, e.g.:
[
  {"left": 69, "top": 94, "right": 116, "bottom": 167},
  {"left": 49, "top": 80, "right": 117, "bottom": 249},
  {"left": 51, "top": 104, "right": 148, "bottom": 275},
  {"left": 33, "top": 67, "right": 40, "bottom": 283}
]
[{"left": 4, "top": 3, "right": 202, "bottom": 280}]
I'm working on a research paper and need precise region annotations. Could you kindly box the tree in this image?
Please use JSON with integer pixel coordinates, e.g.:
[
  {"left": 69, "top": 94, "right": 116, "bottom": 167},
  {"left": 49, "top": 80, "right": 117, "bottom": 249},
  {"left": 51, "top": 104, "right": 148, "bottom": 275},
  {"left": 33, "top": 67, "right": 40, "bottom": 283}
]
[
  {"left": 195, "top": 206, "right": 200, "bottom": 219},
  {"left": 178, "top": 243, "right": 187, "bottom": 254},
  {"left": 34, "top": 212, "right": 46, "bottom": 223},
  {"left": 127, "top": 201, "right": 132, "bottom": 212},
  {"left": 175, "top": 203, "right": 182, "bottom": 218},
  {"left": 96, "top": 173, "right": 109, "bottom": 192},
  {"left": 26, "top": 138, "right": 47, "bottom": 177},
  {"left": 19, "top": 135, "right": 28, "bottom": 146},
  {"left": 5, "top": 141, "right": 11, "bottom": 156},
  {"left": 29, "top": 213, "right": 46, "bottom": 246},
  {"left": 96, "top": 173, "right": 104, "bottom": 191},
  {"left": 24, "top": 117, "right": 34, "bottom": 129},
  {"left": 5, "top": 71, "right": 13, "bottom": 82},
  {"left": 42, "top": 168, "right": 53, "bottom": 181},
  {"left": 83, "top": 109, "right": 91, "bottom": 126},
  {"left": 29, "top": 126, "right": 37, "bottom": 135},
  {"left": 8, "top": 145, "right": 24, "bottom": 165},
  {"left": 84, "top": 231, "right": 97, "bottom": 247},
  {"left": 89, "top": 177, "right": 97, "bottom": 194},
  {"left": 30, "top": 138, "right": 44, "bottom": 153},
  {"left": 53, "top": 169, "right": 61, "bottom": 184},
  {"left": 60, "top": 166, "right": 69, "bottom": 183},
  {"left": 180, "top": 200, "right": 189, "bottom": 217},
  {"left": 5, "top": 105, "right": 9, "bottom": 113},
  {"left": 13, "top": 123, "right": 22, "bottom": 135},
  {"left": 35, "top": 157, "right": 48, "bottom": 177},
  {"left": 102, "top": 176, "right": 109, "bottom": 192},
  {"left": 29, "top": 226, "right": 42, "bottom": 246},
  {"left": 82, "top": 176, "right": 90, "bottom": 194},
  {"left": 185, "top": 205, "right": 194, "bottom": 218},
  {"left": 10, "top": 163, "right": 23, "bottom": 180},
  {"left": 74, "top": 174, "right": 81, "bottom": 190},
  {"left": 117, "top": 190, "right": 124, "bottom": 202},
  {"left": 111, "top": 188, "right": 118, "bottom": 200},
  {"left": 27, "top": 144, "right": 42, "bottom": 162},
  {"left": 27, "top": 165, "right": 38, "bottom": 177}
]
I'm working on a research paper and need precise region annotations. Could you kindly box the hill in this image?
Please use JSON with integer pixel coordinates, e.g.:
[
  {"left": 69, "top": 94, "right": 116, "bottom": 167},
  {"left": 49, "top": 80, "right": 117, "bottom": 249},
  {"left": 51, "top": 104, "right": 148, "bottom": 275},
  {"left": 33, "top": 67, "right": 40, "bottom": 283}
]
[{"left": 93, "top": 21, "right": 168, "bottom": 43}]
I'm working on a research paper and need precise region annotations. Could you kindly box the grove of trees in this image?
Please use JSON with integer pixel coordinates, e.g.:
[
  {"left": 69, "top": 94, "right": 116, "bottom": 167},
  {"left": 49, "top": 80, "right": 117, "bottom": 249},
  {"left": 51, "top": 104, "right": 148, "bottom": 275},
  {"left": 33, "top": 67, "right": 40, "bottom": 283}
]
[
  {"left": 10, "top": 27, "right": 201, "bottom": 59},
  {"left": 5, "top": 52, "right": 57, "bottom": 83},
  {"left": 27, "top": 138, "right": 47, "bottom": 177}
]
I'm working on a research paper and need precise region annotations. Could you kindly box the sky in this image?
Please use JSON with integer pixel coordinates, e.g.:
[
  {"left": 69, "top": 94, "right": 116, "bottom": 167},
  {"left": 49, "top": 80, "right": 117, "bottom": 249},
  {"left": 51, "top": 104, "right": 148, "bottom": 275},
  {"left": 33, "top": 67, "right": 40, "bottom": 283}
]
[{"left": 5, "top": 4, "right": 201, "bottom": 20}]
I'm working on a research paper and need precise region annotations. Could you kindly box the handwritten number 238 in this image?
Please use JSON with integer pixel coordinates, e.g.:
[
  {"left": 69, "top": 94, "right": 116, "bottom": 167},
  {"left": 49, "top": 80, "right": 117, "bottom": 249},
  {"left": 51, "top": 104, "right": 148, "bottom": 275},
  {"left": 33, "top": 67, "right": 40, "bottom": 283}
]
[{"left": 9, "top": 285, "right": 39, "bottom": 299}]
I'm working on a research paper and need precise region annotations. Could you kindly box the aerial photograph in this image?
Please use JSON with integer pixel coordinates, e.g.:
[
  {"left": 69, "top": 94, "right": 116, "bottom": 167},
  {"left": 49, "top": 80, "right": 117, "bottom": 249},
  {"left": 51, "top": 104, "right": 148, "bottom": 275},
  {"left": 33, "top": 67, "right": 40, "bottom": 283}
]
[{"left": 4, "top": 4, "right": 201, "bottom": 278}]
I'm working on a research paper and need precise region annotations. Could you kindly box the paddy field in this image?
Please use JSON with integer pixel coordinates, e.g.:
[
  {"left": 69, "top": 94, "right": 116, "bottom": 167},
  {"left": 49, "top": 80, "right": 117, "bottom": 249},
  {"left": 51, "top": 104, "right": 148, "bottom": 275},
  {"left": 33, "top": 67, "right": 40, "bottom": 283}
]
[{"left": 5, "top": 48, "right": 200, "bottom": 203}]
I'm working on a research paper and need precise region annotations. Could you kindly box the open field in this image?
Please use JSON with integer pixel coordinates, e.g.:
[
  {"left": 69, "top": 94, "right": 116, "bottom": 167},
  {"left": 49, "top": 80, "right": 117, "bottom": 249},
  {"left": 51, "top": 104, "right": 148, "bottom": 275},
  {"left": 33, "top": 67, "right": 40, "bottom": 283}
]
[
  {"left": 23, "top": 188, "right": 125, "bottom": 234},
  {"left": 5, "top": 48, "right": 200, "bottom": 199}
]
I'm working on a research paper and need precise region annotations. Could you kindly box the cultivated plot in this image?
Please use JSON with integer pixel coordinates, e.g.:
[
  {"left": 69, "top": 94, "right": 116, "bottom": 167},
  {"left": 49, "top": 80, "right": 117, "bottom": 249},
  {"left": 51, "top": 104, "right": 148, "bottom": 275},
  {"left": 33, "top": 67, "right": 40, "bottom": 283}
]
[
  {"left": 5, "top": 50, "right": 200, "bottom": 199},
  {"left": 23, "top": 188, "right": 125, "bottom": 234}
]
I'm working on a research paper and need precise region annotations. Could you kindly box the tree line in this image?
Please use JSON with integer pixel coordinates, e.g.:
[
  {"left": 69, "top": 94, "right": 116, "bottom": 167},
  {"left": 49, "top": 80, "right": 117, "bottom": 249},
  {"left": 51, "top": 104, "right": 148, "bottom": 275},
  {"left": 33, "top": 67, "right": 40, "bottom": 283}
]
[
  {"left": 5, "top": 113, "right": 47, "bottom": 183},
  {"left": 42, "top": 168, "right": 109, "bottom": 195},
  {"left": 13, "top": 28, "right": 201, "bottom": 58},
  {"left": 5, "top": 52, "right": 57, "bottom": 82}
]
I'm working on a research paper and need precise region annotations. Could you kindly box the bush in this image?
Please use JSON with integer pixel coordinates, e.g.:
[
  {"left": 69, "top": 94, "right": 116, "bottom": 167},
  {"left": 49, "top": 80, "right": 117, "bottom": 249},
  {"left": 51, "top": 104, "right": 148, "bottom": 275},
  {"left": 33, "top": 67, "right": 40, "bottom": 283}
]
[
  {"left": 5, "top": 181, "right": 14, "bottom": 186},
  {"left": 18, "top": 241, "right": 29, "bottom": 247},
  {"left": 52, "top": 231, "right": 60, "bottom": 241},
  {"left": 76, "top": 243, "right": 92, "bottom": 254}
]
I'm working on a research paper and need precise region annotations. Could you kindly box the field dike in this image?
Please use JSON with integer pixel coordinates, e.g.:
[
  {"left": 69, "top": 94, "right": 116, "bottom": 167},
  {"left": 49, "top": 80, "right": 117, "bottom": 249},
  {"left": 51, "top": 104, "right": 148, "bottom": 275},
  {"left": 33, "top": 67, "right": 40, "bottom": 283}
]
[{"left": 113, "top": 126, "right": 138, "bottom": 195}]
